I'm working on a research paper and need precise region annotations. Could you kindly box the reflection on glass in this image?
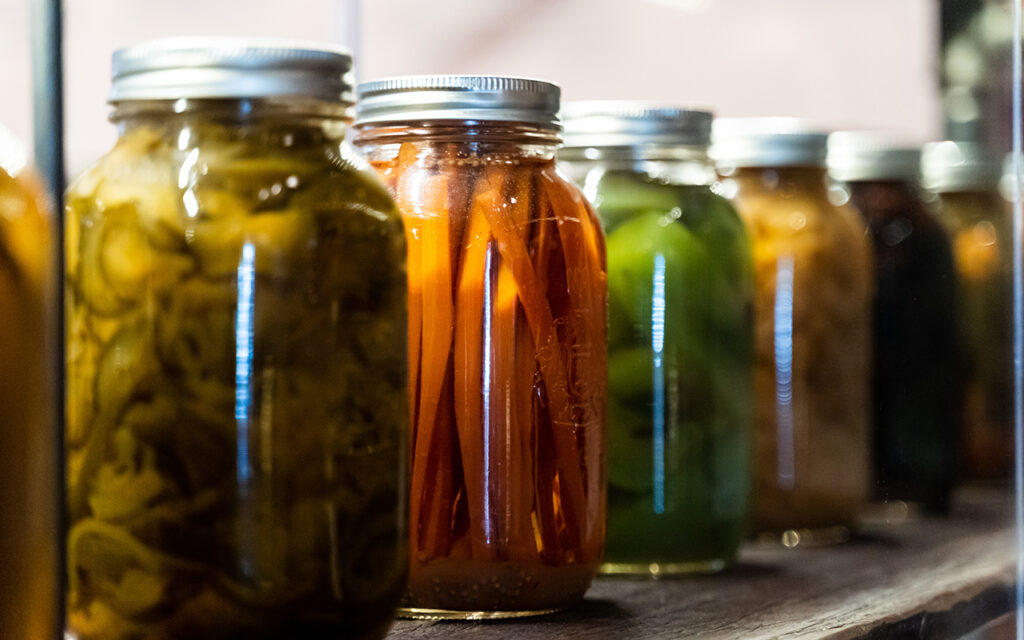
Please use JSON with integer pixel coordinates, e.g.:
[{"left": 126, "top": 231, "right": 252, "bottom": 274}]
[
  {"left": 651, "top": 252, "right": 667, "bottom": 515},
  {"left": 234, "top": 242, "right": 255, "bottom": 484},
  {"left": 774, "top": 254, "right": 795, "bottom": 492}
]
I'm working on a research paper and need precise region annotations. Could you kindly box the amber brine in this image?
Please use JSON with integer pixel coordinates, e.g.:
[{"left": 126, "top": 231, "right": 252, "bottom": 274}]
[
  {"left": 923, "top": 141, "right": 1012, "bottom": 480},
  {"left": 713, "top": 120, "right": 872, "bottom": 543},
  {"left": 0, "top": 125, "right": 58, "bottom": 640},
  {"left": 355, "top": 76, "right": 606, "bottom": 617}
]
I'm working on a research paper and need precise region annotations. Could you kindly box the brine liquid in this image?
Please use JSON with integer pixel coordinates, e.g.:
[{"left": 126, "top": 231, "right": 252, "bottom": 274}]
[
  {"left": 0, "top": 167, "right": 57, "bottom": 640},
  {"left": 371, "top": 145, "right": 607, "bottom": 613}
]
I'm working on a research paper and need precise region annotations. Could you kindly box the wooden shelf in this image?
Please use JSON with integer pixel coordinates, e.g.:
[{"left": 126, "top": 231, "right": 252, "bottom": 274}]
[{"left": 386, "top": 488, "right": 1016, "bottom": 639}]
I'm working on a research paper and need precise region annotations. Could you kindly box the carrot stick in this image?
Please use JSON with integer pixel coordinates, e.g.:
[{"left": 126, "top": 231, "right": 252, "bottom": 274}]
[
  {"left": 419, "top": 373, "right": 457, "bottom": 558},
  {"left": 405, "top": 213, "right": 424, "bottom": 435},
  {"left": 505, "top": 165, "right": 544, "bottom": 561},
  {"left": 392, "top": 143, "right": 425, "bottom": 433},
  {"left": 490, "top": 163, "right": 538, "bottom": 560},
  {"left": 474, "top": 167, "right": 586, "bottom": 553},
  {"left": 491, "top": 259, "right": 517, "bottom": 559},
  {"left": 542, "top": 172, "right": 607, "bottom": 418},
  {"left": 398, "top": 169, "right": 456, "bottom": 562},
  {"left": 515, "top": 303, "right": 541, "bottom": 560},
  {"left": 541, "top": 172, "right": 608, "bottom": 556},
  {"left": 445, "top": 143, "right": 476, "bottom": 272},
  {"left": 452, "top": 169, "right": 500, "bottom": 561},
  {"left": 533, "top": 390, "right": 561, "bottom": 562}
]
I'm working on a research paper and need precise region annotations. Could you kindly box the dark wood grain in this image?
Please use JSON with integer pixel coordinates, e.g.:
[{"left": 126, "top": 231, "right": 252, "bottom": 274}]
[{"left": 386, "top": 488, "right": 1016, "bottom": 639}]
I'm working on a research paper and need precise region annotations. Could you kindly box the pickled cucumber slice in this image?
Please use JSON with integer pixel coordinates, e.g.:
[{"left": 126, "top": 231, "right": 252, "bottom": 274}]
[{"left": 65, "top": 117, "right": 408, "bottom": 639}]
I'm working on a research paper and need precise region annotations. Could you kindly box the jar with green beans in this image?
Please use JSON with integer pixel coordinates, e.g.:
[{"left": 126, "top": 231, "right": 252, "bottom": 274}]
[{"left": 560, "top": 103, "right": 754, "bottom": 575}]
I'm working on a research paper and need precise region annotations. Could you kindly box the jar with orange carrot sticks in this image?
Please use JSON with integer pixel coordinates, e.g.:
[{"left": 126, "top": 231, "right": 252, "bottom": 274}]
[{"left": 354, "top": 76, "right": 607, "bottom": 618}]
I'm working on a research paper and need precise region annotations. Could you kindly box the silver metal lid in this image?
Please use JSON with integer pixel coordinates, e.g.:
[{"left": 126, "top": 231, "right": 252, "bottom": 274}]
[
  {"left": 559, "top": 101, "right": 713, "bottom": 149},
  {"left": 109, "top": 37, "right": 354, "bottom": 103},
  {"left": 711, "top": 118, "right": 829, "bottom": 168},
  {"left": 827, "top": 132, "right": 922, "bottom": 182},
  {"left": 921, "top": 140, "right": 1001, "bottom": 192},
  {"left": 354, "top": 75, "right": 561, "bottom": 129}
]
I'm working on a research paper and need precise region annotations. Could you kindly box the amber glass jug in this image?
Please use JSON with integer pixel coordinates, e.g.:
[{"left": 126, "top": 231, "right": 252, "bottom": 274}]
[
  {"left": 713, "top": 119, "right": 872, "bottom": 545},
  {"left": 0, "top": 124, "right": 58, "bottom": 640},
  {"left": 65, "top": 38, "right": 408, "bottom": 640},
  {"left": 355, "top": 76, "right": 607, "bottom": 618}
]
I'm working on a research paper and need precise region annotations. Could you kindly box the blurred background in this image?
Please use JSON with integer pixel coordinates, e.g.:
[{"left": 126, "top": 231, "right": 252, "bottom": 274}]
[{"left": 0, "top": 0, "right": 1015, "bottom": 183}]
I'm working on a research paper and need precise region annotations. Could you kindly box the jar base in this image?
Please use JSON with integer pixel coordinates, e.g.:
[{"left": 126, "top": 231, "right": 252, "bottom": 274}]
[
  {"left": 396, "top": 607, "right": 563, "bottom": 621},
  {"left": 755, "top": 525, "right": 851, "bottom": 548},
  {"left": 599, "top": 558, "right": 728, "bottom": 577}
]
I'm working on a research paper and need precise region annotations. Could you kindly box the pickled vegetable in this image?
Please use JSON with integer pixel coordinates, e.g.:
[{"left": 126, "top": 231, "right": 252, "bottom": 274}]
[
  {"left": 65, "top": 112, "right": 408, "bottom": 640},
  {"left": 847, "top": 180, "right": 959, "bottom": 512},
  {"left": 576, "top": 169, "right": 752, "bottom": 571},
  {"left": 0, "top": 147, "right": 57, "bottom": 640},
  {"left": 936, "top": 190, "right": 1013, "bottom": 479},
  {"left": 365, "top": 137, "right": 606, "bottom": 613},
  {"left": 726, "top": 167, "right": 872, "bottom": 534}
]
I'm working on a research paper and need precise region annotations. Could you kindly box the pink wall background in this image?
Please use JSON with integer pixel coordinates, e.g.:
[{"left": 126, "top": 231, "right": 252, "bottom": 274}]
[{"left": 0, "top": 0, "right": 941, "bottom": 178}]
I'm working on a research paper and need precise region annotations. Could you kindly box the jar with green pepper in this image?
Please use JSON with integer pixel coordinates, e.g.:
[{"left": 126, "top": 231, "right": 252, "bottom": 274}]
[
  {"left": 65, "top": 38, "right": 408, "bottom": 640},
  {"left": 560, "top": 103, "right": 754, "bottom": 575}
]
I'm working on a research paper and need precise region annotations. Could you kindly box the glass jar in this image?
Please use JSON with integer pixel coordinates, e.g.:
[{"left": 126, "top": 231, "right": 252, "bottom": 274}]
[
  {"left": 558, "top": 103, "right": 753, "bottom": 575},
  {"left": 922, "top": 141, "right": 1012, "bottom": 481},
  {"left": 829, "top": 134, "right": 960, "bottom": 513},
  {"left": 0, "top": 125, "right": 58, "bottom": 640},
  {"left": 712, "top": 119, "right": 873, "bottom": 543},
  {"left": 354, "top": 76, "right": 606, "bottom": 617},
  {"left": 64, "top": 39, "right": 408, "bottom": 640}
]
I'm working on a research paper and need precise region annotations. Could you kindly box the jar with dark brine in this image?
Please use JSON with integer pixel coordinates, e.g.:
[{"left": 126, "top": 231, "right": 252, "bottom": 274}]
[
  {"left": 558, "top": 103, "right": 753, "bottom": 575},
  {"left": 922, "top": 141, "right": 1012, "bottom": 480},
  {"left": 712, "top": 119, "right": 872, "bottom": 544},
  {"left": 829, "top": 133, "right": 960, "bottom": 513},
  {"left": 354, "top": 76, "right": 606, "bottom": 617},
  {"left": 65, "top": 39, "right": 408, "bottom": 640},
  {"left": 0, "top": 125, "right": 58, "bottom": 640}
]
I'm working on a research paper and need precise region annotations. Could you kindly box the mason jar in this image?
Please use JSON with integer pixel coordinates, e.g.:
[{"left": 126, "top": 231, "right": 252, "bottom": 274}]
[
  {"left": 354, "top": 76, "right": 606, "bottom": 618},
  {"left": 712, "top": 119, "right": 873, "bottom": 544},
  {"left": 922, "top": 141, "right": 1012, "bottom": 481},
  {"left": 558, "top": 103, "right": 753, "bottom": 575},
  {"left": 829, "top": 133, "right": 960, "bottom": 513},
  {"left": 65, "top": 38, "right": 408, "bottom": 640},
  {"left": 0, "top": 124, "right": 58, "bottom": 640}
]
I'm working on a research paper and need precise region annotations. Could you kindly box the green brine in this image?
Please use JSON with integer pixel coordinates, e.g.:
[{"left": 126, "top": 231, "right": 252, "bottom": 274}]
[{"left": 560, "top": 103, "right": 754, "bottom": 575}]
